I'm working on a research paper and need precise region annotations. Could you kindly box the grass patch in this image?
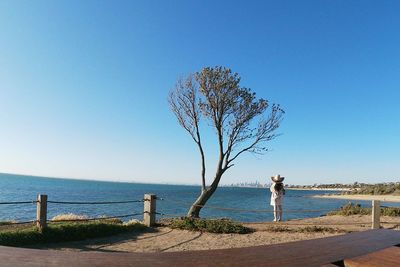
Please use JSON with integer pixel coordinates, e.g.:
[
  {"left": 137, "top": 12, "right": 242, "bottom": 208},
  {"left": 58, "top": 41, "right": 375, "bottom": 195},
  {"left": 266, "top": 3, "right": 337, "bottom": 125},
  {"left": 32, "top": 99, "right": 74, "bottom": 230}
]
[
  {"left": 0, "top": 220, "right": 147, "bottom": 247},
  {"left": 169, "top": 217, "right": 251, "bottom": 234},
  {"left": 327, "top": 203, "right": 371, "bottom": 216},
  {"left": 327, "top": 202, "right": 400, "bottom": 216},
  {"left": 298, "top": 226, "right": 344, "bottom": 233},
  {"left": 265, "top": 225, "right": 346, "bottom": 233},
  {"left": 264, "top": 226, "right": 291, "bottom": 232},
  {"left": 342, "top": 183, "right": 400, "bottom": 195}
]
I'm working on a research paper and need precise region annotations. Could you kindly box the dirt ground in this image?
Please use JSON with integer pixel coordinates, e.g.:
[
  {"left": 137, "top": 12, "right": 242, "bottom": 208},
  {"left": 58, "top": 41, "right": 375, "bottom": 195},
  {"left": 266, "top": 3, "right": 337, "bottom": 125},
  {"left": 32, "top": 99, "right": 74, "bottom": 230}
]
[{"left": 30, "top": 215, "right": 400, "bottom": 253}]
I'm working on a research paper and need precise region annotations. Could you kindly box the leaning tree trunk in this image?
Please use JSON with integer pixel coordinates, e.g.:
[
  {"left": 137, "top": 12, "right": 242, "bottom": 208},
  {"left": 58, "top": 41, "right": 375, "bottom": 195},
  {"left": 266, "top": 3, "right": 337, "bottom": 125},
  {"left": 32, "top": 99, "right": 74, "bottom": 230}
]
[{"left": 187, "top": 173, "right": 222, "bottom": 217}]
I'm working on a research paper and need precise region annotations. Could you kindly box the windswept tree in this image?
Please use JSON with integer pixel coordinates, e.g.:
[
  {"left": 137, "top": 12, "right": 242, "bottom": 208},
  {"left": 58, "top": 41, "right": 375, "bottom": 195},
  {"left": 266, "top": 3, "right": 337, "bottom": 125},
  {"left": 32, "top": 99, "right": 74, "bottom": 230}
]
[{"left": 169, "top": 66, "right": 284, "bottom": 217}]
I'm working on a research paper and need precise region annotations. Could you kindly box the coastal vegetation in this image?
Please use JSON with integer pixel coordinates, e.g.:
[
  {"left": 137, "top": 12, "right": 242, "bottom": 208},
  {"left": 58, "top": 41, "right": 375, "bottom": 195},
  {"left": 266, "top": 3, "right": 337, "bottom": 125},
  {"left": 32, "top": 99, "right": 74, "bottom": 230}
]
[
  {"left": 0, "top": 219, "right": 147, "bottom": 247},
  {"left": 288, "top": 183, "right": 353, "bottom": 189},
  {"left": 169, "top": 66, "right": 284, "bottom": 217},
  {"left": 51, "top": 213, "right": 89, "bottom": 221},
  {"left": 265, "top": 225, "right": 347, "bottom": 234},
  {"left": 289, "top": 182, "right": 400, "bottom": 195},
  {"left": 169, "top": 217, "right": 251, "bottom": 234},
  {"left": 342, "top": 182, "right": 400, "bottom": 195},
  {"left": 327, "top": 202, "right": 400, "bottom": 216}
]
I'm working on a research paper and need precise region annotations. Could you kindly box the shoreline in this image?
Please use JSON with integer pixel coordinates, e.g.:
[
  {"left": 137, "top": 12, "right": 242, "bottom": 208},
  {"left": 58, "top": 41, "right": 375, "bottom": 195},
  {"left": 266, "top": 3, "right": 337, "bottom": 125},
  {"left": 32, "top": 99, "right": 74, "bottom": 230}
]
[
  {"left": 312, "top": 194, "right": 400, "bottom": 203},
  {"left": 287, "top": 188, "right": 350, "bottom": 191}
]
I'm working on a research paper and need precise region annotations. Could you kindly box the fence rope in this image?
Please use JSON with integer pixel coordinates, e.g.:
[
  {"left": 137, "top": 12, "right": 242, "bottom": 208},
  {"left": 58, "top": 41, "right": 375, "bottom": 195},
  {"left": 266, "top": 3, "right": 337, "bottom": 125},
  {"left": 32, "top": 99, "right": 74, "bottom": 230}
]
[
  {"left": 0, "top": 201, "right": 37, "bottom": 205},
  {"left": 191, "top": 205, "right": 334, "bottom": 213},
  {"left": 0, "top": 220, "right": 37, "bottom": 225},
  {"left": 162, "top": 198, "right": 334, "bottom": 213},
  {"left": 47, "top": 200, "right": 144, "bottom": 205}
]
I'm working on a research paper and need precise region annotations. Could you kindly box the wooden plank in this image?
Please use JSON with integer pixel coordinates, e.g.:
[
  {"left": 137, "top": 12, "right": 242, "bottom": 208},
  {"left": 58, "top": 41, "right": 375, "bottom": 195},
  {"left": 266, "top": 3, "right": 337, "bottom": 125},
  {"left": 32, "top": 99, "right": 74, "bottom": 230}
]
[
  {"left": 1, "top": 229, "right": 400, "bottom": 267},
  {"left": 344, "top": 246, "right": 400, "bottom": 267}
]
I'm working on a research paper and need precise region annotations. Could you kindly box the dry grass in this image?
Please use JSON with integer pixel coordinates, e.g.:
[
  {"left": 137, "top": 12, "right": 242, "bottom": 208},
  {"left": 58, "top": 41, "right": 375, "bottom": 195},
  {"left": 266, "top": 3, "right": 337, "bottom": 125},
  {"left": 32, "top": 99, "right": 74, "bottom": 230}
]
[
  {"left": 51, "top": 213, "right": 88, "bottom": 221},
  {"left": 124, "top": 219, "right": 141, "bottom": 226}
]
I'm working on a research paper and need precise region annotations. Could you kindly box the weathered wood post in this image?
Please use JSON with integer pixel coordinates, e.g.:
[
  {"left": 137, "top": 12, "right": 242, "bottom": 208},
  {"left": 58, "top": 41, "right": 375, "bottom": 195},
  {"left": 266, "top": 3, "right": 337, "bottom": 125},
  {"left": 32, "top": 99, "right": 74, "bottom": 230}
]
[
  {"left": 36, "top": 194, "right": 48, "bottom": 231},
  {"left": 143, "top": 194, "right": 156, "bottom": 227},
  {"left": 372, "top": 200, "right": 380, "bottom": 229}
]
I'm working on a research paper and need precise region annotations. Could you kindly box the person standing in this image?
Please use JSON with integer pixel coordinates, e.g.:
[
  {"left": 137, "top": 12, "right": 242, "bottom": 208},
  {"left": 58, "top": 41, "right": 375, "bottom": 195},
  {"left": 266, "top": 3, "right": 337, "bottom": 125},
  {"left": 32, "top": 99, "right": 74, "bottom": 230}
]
[{"left": 270, "top": 174, "right": 285, "bottom": 222}]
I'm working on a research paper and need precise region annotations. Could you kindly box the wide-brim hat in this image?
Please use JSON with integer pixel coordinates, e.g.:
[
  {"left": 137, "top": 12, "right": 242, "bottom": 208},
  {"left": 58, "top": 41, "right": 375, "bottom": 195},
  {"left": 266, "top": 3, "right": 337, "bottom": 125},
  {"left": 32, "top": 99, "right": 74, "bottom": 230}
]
[{"left": 271, "top": 174, "right": 285, "bottom": 183}]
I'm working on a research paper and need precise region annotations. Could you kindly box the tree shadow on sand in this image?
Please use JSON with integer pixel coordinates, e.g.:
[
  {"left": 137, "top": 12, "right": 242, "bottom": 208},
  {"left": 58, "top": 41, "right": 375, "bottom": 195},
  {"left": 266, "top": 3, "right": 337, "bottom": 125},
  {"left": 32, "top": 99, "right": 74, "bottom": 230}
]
[
  {"left": 27, "top": 227, "right": 161, "bottom": 253},
  {"left": 160, "top": 232, "right": 203, "bottom": 252}
]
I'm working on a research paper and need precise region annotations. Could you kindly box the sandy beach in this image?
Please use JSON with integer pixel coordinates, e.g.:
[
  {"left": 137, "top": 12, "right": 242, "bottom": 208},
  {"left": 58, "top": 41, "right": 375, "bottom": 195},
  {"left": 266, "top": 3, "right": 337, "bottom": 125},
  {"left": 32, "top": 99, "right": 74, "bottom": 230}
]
[
  {"left": 30, "top": 215, "right": 400, "bottom": 253},
  {"left": 312, "top": 194, "right": 400, "bottom": 203}
]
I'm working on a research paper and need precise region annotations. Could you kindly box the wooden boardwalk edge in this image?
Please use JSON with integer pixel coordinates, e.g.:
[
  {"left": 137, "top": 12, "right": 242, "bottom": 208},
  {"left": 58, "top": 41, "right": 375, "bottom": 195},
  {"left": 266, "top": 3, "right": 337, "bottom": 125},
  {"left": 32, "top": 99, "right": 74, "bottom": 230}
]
[{"left": 1, "top": 229, "right": 400, "bottom": 267}]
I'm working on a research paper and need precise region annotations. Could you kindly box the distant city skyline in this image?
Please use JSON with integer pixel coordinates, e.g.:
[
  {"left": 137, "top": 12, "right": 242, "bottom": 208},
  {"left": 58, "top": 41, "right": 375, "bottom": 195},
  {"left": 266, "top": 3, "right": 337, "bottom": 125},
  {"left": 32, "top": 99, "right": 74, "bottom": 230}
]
[{"left": 1, "top": 1, "right": 399, "bottom": 185}]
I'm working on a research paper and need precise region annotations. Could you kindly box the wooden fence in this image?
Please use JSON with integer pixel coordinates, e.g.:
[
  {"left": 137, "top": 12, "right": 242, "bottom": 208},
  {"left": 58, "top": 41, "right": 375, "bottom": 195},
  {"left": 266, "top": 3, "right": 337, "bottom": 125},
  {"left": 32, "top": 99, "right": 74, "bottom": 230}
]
[
  {"left": 35, "top": 193, "right": 156, "bottom": 231},
  {"left": 1, "top": 195, "right": 387, "bottom": 231}
]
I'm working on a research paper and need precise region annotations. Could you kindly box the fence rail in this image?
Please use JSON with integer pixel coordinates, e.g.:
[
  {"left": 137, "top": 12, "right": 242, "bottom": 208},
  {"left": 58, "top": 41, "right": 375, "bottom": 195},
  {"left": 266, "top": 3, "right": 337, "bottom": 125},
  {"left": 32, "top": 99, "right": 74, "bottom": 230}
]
[
  {"left": 0, "top": 201, "right": 37, "bottom": 205},
  {"left": 162, "top": 198, "right": 335, "bottom": 213},
  {"left": 47, "top": 200, "right": 143, "bottom": 205}
]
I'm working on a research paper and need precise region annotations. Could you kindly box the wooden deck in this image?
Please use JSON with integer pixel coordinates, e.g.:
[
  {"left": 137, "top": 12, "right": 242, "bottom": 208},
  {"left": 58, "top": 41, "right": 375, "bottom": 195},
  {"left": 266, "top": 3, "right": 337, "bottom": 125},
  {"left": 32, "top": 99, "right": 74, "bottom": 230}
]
[
  {"left": 0, "top": 229, "right": 399, "bottom": 266},
  {"left": 344, "top": 246, "right": 400, "bottom": 267}
]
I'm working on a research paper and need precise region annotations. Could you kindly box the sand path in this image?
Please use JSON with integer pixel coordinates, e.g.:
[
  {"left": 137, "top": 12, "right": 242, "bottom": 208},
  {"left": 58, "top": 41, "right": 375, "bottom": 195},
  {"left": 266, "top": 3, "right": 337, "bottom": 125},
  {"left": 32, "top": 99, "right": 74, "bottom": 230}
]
[{"left": 31, "top": 215, "right": 400, "bottom": 253}]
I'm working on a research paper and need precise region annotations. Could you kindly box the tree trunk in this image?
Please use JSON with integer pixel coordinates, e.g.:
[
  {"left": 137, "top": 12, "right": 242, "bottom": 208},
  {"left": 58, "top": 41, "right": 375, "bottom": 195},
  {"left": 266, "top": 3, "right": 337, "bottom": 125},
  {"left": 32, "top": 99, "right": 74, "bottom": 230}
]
[{"left": 187, "top": 173, "right": 222, "bottom": 217}]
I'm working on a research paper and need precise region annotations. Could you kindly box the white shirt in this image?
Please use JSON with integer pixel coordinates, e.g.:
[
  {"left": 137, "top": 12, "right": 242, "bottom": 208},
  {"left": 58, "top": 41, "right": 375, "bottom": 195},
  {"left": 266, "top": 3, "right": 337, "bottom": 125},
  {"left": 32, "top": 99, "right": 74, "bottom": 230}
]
[{"left": 270, "top": 183, "right": 284, "bottom": 206}]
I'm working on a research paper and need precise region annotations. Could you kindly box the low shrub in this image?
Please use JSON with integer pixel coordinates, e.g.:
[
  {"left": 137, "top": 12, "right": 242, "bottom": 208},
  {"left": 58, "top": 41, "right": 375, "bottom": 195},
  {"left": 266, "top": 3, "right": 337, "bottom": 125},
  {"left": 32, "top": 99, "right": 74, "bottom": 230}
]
[
  {"left": 298, "top": 226, "right": 343, "bottom": 233},
  {"left": 169, "top": 217, "right": 251, "bottom": 234},
  {"left": 0, "top": 220, "right": 147, "bottom": 247},
  {"left": 327, "top": 202, "right": 400, "bottom": 217},
  {"left": 343, "top": 183, "right": 400, "bottom": 195},
  {"left": 381, "top": 207, "right": 400, "bottom": 217},
  {"left": 327, "top": 203, "right": 371, "bottom": 216}
]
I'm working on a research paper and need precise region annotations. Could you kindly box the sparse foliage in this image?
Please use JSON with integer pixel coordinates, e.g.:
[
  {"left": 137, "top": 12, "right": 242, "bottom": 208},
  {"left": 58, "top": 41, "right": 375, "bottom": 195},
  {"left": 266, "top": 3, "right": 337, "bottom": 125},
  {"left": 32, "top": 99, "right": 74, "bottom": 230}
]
[{"left": 169, "top": 66, "right": 284, "bottom": 217}]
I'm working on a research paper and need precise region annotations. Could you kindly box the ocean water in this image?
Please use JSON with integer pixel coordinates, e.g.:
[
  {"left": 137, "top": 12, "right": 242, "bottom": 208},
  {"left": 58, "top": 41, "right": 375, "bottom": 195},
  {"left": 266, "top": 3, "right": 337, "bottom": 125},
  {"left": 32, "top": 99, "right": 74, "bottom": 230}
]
[{"left": 0, "top": 173, "right": 390, "bottom": 222}]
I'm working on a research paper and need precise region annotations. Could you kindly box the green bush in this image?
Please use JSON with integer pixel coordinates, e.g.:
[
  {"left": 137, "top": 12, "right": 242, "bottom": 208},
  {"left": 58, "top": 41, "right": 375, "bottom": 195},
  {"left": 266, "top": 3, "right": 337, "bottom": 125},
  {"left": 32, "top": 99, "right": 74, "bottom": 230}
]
[
  {"left": 327, "top": 202, "right": 400, "bottom": 217},
  {"left": 343, "top": 182, "right": 400, "bottom": 195},
  {"left": 381, "top": 207, "right": 400, "bottom": 216},
  {"left": 0, "top": 220, "right": 147, "bottom": 247},
  {"left": 169, "top": 217, "right": 251, "bottom": 234},
  {"left": 327, "top": 203, "right": 371, "bottom": 216}
]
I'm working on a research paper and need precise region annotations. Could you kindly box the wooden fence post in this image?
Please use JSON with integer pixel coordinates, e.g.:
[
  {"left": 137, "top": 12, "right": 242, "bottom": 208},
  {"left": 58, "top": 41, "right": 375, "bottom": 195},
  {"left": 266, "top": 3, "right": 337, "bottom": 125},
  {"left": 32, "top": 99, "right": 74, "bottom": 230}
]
[
  {"left": 372, "top": 200, "right": 380, "bottom": 229},
  {"left": 36, "top": 194, "right": 48, "bottom": 231},
  {"left": 143, "top": 194, "right": 156, "bottom": 227}
]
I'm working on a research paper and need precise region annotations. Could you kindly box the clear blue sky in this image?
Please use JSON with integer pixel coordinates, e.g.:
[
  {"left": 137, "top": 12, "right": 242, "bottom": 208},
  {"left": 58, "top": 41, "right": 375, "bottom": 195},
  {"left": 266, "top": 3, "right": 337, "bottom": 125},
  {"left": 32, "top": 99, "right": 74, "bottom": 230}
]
[{"left": 0, "top": 1, "right": 399, "bottom": 185}]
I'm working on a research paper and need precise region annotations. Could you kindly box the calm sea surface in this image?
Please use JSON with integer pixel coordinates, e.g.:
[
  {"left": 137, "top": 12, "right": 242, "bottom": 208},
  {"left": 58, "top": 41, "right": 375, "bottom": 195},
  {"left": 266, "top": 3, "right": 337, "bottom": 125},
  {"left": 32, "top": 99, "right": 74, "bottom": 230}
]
[{"left": 0, "top": 173, "right": 394, "bottom": 222}]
